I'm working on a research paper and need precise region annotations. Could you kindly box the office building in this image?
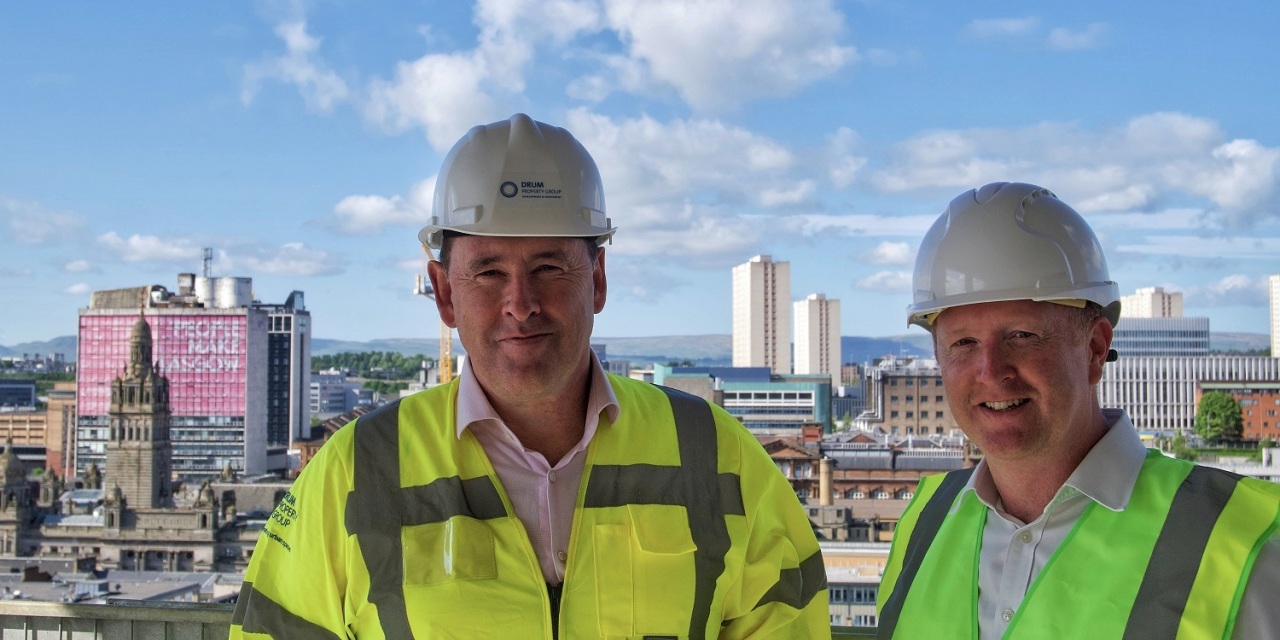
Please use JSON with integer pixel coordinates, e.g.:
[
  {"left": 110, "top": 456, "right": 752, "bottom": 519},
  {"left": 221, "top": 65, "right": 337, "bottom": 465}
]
[
  {"left": 853, "top": 356, "right": 961, "bottom": 438},
  {"left": 1120, "top": 286, "right": 1183, "bottom": 318},
  {"left": 0, "top": 380, "right": 36, "bottom": 408},
  {"left": 1098, "top": 356, "right": 1280, "bottom": 434},
  {"left": 1111, "top": 317, "right": 1210, "bottom": 358},
  {"left": 732, "top": 255, "right": 791, "bottom": 375},
  {"left": 795, "top": 293, "right": 841, "bottom": 388},
  {"left": 1199, "top": 381, "right": 1280, "bottom": 442},
  {"left": 76, "top": 272, "right": 310, "bottom": 480},
  {"left": 652, "top": 364, "right": 831, "bottom": 434},
  {"left": 310, "top": 371, "right": 370, "bottom": 418},
  {"left": 1271, "top": 274, "right": 1280, "bottom": 357},
  {"left": 0, "top": 313, "right": 267, "bottom": 572}
]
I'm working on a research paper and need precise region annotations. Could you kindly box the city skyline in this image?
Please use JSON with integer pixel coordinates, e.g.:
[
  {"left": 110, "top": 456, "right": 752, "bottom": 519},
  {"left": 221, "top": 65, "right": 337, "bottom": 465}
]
[{"left": 2, "top": 2, "right": 1279, "bottom": 346}]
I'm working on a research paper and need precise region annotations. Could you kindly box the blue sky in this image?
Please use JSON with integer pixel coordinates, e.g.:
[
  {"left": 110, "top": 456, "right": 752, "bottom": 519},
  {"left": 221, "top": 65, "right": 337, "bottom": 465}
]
[{"left": 3, "top": 1, "right": 1278, "bottom": 346}]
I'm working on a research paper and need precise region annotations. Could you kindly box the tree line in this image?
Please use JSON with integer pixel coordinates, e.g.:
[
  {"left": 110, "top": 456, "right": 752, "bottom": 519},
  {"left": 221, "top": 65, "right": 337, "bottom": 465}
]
[{"left": 312, "top": 352, "right": 435, "bottom": 381}]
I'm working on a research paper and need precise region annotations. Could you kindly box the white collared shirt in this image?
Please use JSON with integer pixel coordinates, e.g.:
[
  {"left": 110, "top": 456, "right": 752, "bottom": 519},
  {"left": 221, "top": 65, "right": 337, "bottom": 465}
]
[
  {"left": 454, "top": 352, "right": 620, "bottom": 585},
  {"left": 960, "top": 409, "right": 1280, "bottom": 639}
]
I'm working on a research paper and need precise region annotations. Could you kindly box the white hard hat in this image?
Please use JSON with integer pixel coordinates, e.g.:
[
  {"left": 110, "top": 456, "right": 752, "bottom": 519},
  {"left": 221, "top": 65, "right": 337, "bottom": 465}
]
[
  {"left": 906, "top": 182, "right": 1121, "bottom": 330},
  {"left": 418, "top": 113, "right": 615, "bottom": 250}
]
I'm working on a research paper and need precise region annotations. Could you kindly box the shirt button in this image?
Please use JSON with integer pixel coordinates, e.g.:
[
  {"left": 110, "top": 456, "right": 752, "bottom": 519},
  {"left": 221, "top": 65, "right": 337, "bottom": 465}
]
[
  {"left": 548, "top": 471, "right": 557, "bottom": 482},
  {"left": 557, "top": 550, "right": 568, "bottom": 563},
  {"left": 1002, "top": 609, "right": 1014, "bottom": 622},
  {"left": 1018, "top": 531, "right": 1032, "bottom": 544}
]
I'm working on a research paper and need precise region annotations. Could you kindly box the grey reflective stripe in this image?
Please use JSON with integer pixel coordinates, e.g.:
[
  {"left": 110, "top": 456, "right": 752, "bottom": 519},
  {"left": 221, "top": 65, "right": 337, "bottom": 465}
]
[
  {"left": 345, "top": 400, "right": 414, "bottom": 640},
  {"left": 666, "top": 386, "right": 732, "bottom": 640},
  {"left": 232, "top": 581, "right": 343, "bottom": 640},
  {"left": 1122, "top": 465, "right": 1241, "bottom": 640},
  {"left": 583, "top": 386, "right": 737, "bottom": 640},
  {"left": 584, "top": 464, "right": 745, "bottom": 516},
  {"left": 343, "top": 400, "right": 511, "bottom": 640},
  {"left": 877, "top": 467, "right": 973, "bottom": 640},
  {"left": 399, "top": 475, "right": 507, "bottom": 524},
  {"left": 753, "top": 548, "right": 828, "bottom": 610}
]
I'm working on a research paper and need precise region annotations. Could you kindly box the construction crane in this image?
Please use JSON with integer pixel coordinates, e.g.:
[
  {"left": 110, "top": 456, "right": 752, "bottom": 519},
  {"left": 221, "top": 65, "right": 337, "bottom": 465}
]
[{"left": 413, "top": 245, "right": 454, "bottom": 384}]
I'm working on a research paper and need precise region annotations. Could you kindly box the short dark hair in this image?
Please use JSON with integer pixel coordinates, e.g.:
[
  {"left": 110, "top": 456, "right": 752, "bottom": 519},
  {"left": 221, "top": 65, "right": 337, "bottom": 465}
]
[{"left": 436, "top": 231, "right": 600, "bottom": 270}]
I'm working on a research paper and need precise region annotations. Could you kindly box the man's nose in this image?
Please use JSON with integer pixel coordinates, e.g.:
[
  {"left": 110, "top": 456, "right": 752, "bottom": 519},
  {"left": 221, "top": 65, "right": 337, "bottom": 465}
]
[{"left": 503, "top": 274, "right": 540, "bottom": 321}]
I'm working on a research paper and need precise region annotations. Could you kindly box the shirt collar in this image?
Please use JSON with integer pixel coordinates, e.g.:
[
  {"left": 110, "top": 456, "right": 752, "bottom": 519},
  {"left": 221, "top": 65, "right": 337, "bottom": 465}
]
[
  {"left": 957, "top": 408, "right": 1148, "bottom": 515},
  {"left": 454, "top": 350, "right": 621, "bottom": 440}
]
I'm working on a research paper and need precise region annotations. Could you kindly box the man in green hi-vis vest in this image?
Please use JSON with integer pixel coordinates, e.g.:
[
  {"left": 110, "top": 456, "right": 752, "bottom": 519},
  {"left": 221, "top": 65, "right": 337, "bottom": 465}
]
[{"left": 878, "top": 182, "right": 1280, "bottom": 639}]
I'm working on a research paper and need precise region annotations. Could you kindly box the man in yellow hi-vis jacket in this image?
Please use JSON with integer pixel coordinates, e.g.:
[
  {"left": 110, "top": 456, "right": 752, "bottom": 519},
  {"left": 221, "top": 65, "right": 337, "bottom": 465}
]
[
  {"left": 878, "top": 182, "right": 1280, "bottom": 639},
  {"left": 230, "top": 114, "right": 829, "bottom": 639}
]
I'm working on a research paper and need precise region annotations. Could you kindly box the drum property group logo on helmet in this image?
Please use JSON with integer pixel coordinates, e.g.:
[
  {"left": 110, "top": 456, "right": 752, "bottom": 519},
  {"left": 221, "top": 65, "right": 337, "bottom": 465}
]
[{"left": 499, "top": 178, "right": 564, "bottom": 201}]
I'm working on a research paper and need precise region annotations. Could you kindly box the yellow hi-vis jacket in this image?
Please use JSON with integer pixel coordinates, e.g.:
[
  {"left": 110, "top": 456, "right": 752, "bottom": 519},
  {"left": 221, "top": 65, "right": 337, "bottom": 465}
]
[
  {"left": 876, "top": 451, "right": 1280, "bottom": 639},
  {"left": 230, "top": 375, "right": 830, "bottom": 639}
]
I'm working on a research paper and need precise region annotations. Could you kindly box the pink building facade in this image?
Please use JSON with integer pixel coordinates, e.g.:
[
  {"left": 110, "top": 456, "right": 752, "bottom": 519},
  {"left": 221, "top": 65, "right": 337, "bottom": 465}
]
[{"left": 77, "top": 308, "right": 270, "bottom": 480}]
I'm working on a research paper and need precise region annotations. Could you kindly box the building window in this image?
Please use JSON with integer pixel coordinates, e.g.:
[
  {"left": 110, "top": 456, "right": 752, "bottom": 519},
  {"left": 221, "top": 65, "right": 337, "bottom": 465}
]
[{"left": 891, "top": 411, "right": 899, "bottom": 418}]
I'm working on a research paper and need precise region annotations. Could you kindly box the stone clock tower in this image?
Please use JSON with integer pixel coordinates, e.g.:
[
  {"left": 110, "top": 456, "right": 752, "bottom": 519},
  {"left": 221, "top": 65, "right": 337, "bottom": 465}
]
[{"left": 105, "top": 311, "right": 173, "bottom": 509}]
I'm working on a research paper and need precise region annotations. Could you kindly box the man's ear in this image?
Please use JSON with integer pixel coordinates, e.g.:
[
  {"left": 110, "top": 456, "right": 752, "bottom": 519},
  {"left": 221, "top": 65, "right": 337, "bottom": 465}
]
[
  {"left": 1087, "top": 316, "right": 1113, "bottom": 385},
  {"left": 593, "top": 248, "right": 607, "bottom": 314},
  {"left": 426, "top": 260, "right": 457, "bottom": 328}
]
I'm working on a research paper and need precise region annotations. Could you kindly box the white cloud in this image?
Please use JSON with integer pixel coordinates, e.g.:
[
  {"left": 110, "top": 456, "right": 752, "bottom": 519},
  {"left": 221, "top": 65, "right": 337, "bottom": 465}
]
[
  {"left": 64, "top": 260, "right": 92, "bottom": 273},
  {"left": 223, "top": 242, "right": 344, "bottom": 277},
  {"left": 857, "top": 270, "right": 912, "bottom": 293},
  {"left": 64, "top": 283, "right": 91, "bottom": 296},
  {"left": 98, "top": 232, "right": 203, "bottom": 263},
  {"left": 759, "top": 181, "right": 816, "bottom": 207},
  {"left": 868, "top": 113, "right": 1280, "bottom": 228},
  {"left": 600, "top": 0, "right": 856, "bottom": 111},
  {"left": 364, "top": 51, "right": 504, "bottom": 152},
  {"left": 964, "top": 17, "right": 1040, "bottom": 39},
  {"left": 242, "top": 19, "right": 350, "bottom": 113},
  {"left": 568, "top": 110, "right": 795, "bottom": 204},
  {"left": 328, "top": 177, "right": 434, "bottom": 235},
  {"left": 775, "top": 214, "right": 937, "bottom": 238},
  {"left": 1184, "top": 274, "right": 1269, "bottom": 307},
  {"left": 864, "top": 241, "right": 914, "bottom": 265},
  {"left": 1047, "top": 22, "right": 1108, "bottom": 51},
  {"left": 1116, "top": 234, "right": 1280, "bottom": 260},
  {"left": 1, "top": 197, "right": 82, "bottom": 245},
  {"left": 362, "top": 0, "right": 603, "bottom": 150},
  {"left": 1178, "top": 139, "right": 1280, "bottom": 226}
]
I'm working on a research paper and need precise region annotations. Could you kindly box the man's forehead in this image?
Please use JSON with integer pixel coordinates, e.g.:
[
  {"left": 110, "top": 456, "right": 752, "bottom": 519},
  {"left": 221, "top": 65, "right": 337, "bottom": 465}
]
[
  {"left": 935, "top": 299, "right": 1065, "bottom": 330},
  {"left": 451, "top": 235, "right": 589, "bottom": 262}
]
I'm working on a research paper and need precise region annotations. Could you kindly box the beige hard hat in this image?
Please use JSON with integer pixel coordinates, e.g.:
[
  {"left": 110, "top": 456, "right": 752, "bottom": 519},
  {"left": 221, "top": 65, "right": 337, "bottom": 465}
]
[
  {"left": 418, "top": 113, "right": 616, "bottom": 251},
  {"left": 907, "top": 182, "right": 1121, "bottom": 330}
]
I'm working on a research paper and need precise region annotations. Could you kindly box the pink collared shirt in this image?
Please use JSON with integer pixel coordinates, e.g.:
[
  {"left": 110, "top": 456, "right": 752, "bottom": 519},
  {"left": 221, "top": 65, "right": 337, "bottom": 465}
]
[{"left": 454, "top": 353, "right": 620, "bottom": 585}]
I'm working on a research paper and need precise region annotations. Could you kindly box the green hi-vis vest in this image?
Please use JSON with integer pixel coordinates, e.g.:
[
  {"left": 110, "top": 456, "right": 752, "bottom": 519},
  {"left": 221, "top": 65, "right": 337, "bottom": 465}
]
[
  {"left": 877, "top": 451, "right": 1280, "bottom": 640},
  {"left": 230, "top": 375, "right": 830, "bottom": 640}
]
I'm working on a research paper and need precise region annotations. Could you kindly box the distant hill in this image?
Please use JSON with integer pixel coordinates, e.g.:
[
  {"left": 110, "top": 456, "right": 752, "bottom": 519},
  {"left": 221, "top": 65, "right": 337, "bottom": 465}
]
[
  {"left": 8, "top": 331, "right": 1269, "bottom": 364},
  {"left": 1210, "top": 332, "right": 1271, "bottom": 354},
  {"left": 0, "top": 336, "right": 78, "bottom": 360},
  {"left": 312, "top": 334, "right": 935, "bottom": 366}
]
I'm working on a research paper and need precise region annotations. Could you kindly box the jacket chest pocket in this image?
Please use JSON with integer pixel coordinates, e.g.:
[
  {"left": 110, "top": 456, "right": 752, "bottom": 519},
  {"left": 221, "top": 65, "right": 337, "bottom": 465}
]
[
  {"left": 402, "top": 516, "right": 498, "bottom": 585},
  {"left": 593, "top": 504, "right": 697, "bottom": 638}
]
